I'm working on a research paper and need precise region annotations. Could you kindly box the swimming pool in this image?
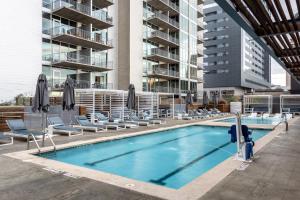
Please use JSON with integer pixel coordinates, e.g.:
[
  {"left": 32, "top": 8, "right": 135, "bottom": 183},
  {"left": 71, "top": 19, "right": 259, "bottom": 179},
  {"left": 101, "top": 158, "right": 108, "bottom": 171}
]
[
  {"left": 40, "top": 126, "right": 269, "bottom": 189},
  {"left": 216, "top": 116, "right": 282, "bottom": 125}
]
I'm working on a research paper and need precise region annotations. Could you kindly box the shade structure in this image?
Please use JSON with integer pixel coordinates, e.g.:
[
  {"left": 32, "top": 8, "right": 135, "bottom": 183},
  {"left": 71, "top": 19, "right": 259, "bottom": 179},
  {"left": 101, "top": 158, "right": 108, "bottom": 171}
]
[
  {"left": 32, "top": 74, "right": 50, "bottom": 113},
  {"left": 126, "top": 84, "right": 136, "bottom": 111},
  {"left": 185, "top": 90, "right": 193, "bottom": 113},
  {"left": 203, "top": 91, "right": 208, "bottom": 107},
  {"left": 62, "top": 77, "right": 75, "bottom": 111}
]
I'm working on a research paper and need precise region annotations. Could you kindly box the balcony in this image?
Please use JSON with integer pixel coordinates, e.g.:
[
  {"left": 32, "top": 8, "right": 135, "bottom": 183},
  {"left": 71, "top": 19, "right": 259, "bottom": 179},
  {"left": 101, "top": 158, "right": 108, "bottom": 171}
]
[
  {"left": 145, "top": 48, "right": 179, "bottom": 64},
  {"left": 198, "top": 4, "right": 204, "bottom": 18},
  {"left": 146, "top": 12, "right": 179, "bottom": 31},
  {"left": 50, "top": 26, "right": 113, "bottom": 50},
  {"left": 147, "top": 66, "right": 179, "bottom": 80},
  {"left": 93, "top": 0, "right": 113, "bottom": 9},
  {"left": 149, "top": 86, "right": 179, "bottom": 94},
  {"left": 147, "top": 0, "right": 179, "bottom": 16},
  {"left": 49, "top": 79, "right": 113, "bottom": 90},
  {"left": 198, "top": 24, "right": 204, "bottom": 31},
  {"left": 45, "top": 52, "right": 113, "bottom": 72},
  {"left": 197, "top": 34, "right": 204, "bottom": 44},
  {"left": 190, "top": 76, "right": 203, "bottom": 83},
  {"left": 52, "top": 0, "right": 113, "bottom": 30},
  {"left": 146, "top": 31, "right": 179, "bottom": 47}
]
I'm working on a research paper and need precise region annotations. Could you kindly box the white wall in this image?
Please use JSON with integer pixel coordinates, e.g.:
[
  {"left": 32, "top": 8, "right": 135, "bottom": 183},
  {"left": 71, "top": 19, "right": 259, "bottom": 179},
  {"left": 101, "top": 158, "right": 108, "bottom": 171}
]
[{"left": 0, "top": 0, "right": 42, "bottom": 102}]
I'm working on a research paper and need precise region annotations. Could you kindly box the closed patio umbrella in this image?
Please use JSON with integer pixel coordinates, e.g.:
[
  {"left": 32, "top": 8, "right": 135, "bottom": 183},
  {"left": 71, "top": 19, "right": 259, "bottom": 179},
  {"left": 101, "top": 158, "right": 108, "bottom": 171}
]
[
  {"left": 213, "top": 92, "right": 219, "bottom": 109},
  {"left": 126, "top": 84, "right": 136, "bottom": 115},
  {"left": 186, "top": 90, "right": 193, "bottom": 113},
  {"left": 62, "top": 77, "right": 75, "bottom": 111},
  {"left": 32, "top": 74, "right": 49, "bottom": 143},
  {"left": 193, "top": 91, "right": 198, "bottom": 102},
  {"left": 203, "top": 91, "right": 208, "bottom": 108},
  {"left": 32, "top": 74, "right": 49, "bottom": 113}
]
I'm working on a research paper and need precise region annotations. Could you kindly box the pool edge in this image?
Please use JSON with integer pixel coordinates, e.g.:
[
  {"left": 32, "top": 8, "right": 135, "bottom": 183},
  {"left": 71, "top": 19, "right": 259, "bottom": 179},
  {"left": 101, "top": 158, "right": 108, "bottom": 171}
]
[{"left": 4, "top": 118, "right": 294, "bottom": 200}]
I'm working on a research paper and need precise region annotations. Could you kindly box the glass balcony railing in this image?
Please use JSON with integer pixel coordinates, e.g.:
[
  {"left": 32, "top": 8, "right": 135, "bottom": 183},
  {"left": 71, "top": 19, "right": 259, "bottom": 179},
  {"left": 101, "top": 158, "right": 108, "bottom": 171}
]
[
  {"left": 147, "top": 67, "right": 179, "bottom": 78},
  {"left": 149, "top": 48, "right": 179, "bottom": 61},
  {"left": 49, "top": 79, "right": 113, "bottom": 90},
  {"left": 52, "top": 0, "right": 113, "bottom": 25},
  {"left": 147, "top": 11, "right": 179, "bottom": 28},
  {"left": 147, "top": 30, "right": 179, "bottom": 45},
  {"left": 50, "top": 26, "right": 113, "bottom": 47},
  {"left": 149, "top": 86, "right": 179, "bottom": 93},
  {"left": 44, "top": 52, "right": 113, "bottom": 70}
]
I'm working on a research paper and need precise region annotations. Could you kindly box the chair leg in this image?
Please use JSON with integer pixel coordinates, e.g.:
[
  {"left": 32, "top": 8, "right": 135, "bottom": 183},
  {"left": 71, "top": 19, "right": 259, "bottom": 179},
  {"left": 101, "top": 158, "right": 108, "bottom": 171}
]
[
  {"left": 27, "top": 136, "right": 30, "bottom": 150},
  {"left": 42, "top": 134, "right": 45, "bottom": 147}
]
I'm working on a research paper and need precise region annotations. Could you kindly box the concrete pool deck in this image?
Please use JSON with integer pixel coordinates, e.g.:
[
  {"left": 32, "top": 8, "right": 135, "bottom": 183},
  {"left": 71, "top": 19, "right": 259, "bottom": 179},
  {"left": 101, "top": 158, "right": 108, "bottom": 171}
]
[{"left": 0, "top": 116, "right": 299, "bottom": 200}]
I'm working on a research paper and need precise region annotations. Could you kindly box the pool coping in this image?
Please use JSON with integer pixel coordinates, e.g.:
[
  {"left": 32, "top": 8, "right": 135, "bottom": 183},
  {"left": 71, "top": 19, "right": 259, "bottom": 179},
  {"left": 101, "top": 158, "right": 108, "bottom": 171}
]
[{"left": 4, "top": 117, "right": 294, "bottom": 200}]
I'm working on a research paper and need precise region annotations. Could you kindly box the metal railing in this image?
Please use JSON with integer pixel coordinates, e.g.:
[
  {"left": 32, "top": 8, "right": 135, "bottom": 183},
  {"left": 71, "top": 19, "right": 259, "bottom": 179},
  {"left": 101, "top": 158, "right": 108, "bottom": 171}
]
[
  {"left": 149, "top": 48, "right": 179, "bottom": 61},
  {"left": 52, "top": 0, "right": 113, "bottom": 24},
  {"left": 148, "top": 30, "right": 179, "bottom": 45},
  {"left": 147, "top": 11, "right": 179, "bottom": 28},
  {"left": 44, "top": 52, "right": 113, "bottom": 69},
  {"left": 50, "top": 26, "right": 113, "bottom": 47}
]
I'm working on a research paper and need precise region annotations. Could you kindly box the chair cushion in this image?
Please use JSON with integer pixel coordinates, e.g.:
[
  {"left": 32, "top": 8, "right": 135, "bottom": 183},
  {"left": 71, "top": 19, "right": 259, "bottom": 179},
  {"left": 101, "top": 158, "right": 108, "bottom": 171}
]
[
  {"left": 48, "top": 117, "right": 65, "bottom": 125},
  {"left": 7, "top": 119, "right": 26, "bottom": 131}
]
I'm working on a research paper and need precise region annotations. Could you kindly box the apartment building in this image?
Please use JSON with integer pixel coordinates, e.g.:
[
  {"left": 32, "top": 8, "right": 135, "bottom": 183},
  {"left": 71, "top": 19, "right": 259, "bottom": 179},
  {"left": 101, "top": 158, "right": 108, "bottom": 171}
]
[
  {"left": 203, "top": 0, "right": 271, "bottom": 98},
  {"left": 0, "top": 0, "right": 204, "bottom": 102}
]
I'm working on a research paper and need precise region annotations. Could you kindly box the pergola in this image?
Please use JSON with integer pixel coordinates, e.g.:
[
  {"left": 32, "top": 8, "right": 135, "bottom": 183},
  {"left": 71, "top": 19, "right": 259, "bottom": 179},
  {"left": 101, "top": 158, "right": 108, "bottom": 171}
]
[{"left": 215, "top": 0, "right": 300, "bottom": 81}]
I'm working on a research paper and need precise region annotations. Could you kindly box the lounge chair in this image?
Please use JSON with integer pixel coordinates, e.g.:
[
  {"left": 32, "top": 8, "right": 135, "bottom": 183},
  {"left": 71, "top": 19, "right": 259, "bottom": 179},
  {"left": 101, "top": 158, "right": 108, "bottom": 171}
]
[
  {"left": 48, "top": 116, "right": 83, "bottom": 136},
  {"left": 140, "top": 110, "right": 166, "bottom": 124},
  {"left": 92, "top": 113, "right": 127, "bottom": 130},
  {"left": 6, "top": 119, "right": 55, "bottom": 150},
  {"left": 0, "top": 132, "right": 13, "bottom": 146},
  {"left": 248, "top": 113, "right": 257, "bottom": 118},
  {"left": 192, "top": 110, "right": 208, "bottom": 119},
  {"left": 262, "top": 113, "right": 270, "bottom": 118},
  {"left": 125, "top": 114, "right": 150, "bottom": 126},
  {"left": 174, "top": 113, "right": 193, "bottom": 120},
  {"left": 75, "top": 116, "right": 107, "bottom": 132}
]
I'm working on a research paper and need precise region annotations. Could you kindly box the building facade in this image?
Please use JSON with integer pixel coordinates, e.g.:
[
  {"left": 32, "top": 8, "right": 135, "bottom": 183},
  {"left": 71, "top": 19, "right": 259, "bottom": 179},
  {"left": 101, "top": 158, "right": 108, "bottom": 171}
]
[
  {"left": 0, "top": 0, "right": 204, "bottom": 103},
  {"left": 203, "top": 0, "right": 271, "bottom": 98}
]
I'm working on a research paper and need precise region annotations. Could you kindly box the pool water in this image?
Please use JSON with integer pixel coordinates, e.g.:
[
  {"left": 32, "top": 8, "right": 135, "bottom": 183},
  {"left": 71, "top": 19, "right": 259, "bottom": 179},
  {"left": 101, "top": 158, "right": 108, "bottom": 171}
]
[
  {"left": 40, "top": 126, "right": 269, "bottom": 189},
  {"left": 216, "top": 117, "right": 282, "bottom": 125}
]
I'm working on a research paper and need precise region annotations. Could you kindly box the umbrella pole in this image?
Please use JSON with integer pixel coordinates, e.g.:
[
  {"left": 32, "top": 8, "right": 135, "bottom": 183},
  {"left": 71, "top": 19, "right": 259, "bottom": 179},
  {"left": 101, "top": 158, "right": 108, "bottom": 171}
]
[{"left": 42, "top": 112, "right": 45, "bottom": 147}]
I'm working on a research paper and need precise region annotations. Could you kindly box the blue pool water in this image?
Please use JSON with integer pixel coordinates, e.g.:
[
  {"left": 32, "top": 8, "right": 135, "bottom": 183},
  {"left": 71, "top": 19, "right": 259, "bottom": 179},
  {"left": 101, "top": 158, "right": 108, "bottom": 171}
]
[
  {"left": 216, "top": 117, "right": 282, "bottom": 125},
  {"left": 40, "top": 126, "right": 269, "bottom": 189}
]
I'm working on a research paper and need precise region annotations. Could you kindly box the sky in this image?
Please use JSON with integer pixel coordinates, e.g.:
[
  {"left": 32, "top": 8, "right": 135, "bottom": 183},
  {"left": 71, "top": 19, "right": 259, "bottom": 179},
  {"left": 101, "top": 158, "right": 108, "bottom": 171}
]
[{"left": 271, "top": 58, "right": 287, "bottom": 86}]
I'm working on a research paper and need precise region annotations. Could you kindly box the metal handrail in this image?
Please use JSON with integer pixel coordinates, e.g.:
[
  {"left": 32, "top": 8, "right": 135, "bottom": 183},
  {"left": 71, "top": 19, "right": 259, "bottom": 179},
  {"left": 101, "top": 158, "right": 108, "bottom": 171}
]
[{"left": 50, "top": 26, "right": 113, "bottom": 47}]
